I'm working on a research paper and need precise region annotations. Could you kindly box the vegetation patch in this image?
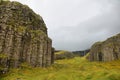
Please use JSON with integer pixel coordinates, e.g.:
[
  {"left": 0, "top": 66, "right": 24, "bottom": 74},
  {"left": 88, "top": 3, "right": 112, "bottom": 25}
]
[
  {"left": 54, "top": 50, "right": 74, "bottom": 60},
  {"left": 1, "top": 56, "right": 120, "bottom": 80}
]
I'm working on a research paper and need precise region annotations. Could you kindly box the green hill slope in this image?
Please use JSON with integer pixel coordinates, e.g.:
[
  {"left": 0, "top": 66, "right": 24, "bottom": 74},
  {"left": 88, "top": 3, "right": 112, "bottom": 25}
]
[
  {"left": 1, "top": 56, "right": 120, "bottom": 80},
  {"left": 54, "top": 50, "right": 74, "bottom": 60}
]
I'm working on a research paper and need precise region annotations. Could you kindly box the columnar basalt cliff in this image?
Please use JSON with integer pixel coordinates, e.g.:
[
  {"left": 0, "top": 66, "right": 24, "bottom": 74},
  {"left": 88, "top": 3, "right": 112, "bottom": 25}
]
[
  {"left": 88, "top": 33, "right": 120, "bottom": 61},
  {"left": 0, "top": 1, "right": 53, "bottom": 71}
]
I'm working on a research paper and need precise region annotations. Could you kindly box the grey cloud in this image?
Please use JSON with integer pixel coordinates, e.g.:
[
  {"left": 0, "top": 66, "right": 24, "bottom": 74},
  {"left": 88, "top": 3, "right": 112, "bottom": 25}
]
[
  {"left": 49, "top": 2, "right": 120, "bottom": 51},
  {"left": 10, "top": 0, "right": 120, "bottom": 51}
]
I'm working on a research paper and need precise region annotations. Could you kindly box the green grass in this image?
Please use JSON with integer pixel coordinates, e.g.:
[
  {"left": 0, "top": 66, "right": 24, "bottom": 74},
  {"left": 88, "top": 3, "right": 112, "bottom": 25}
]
[
  {"left": 55, "top": 50, "right": 69, "bottom": 54},
  {"left": 1, "top": 56, "right": 120, "bottom": 80}
]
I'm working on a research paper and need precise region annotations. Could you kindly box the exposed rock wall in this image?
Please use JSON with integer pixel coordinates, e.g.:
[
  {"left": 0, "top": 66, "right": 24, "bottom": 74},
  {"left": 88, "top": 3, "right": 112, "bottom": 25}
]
[
  {"left": 0, "top": 1, "right": 53, "bottom": 71},
  {"left": 88, "top": 33, "right": 120, "bottom": 61}
]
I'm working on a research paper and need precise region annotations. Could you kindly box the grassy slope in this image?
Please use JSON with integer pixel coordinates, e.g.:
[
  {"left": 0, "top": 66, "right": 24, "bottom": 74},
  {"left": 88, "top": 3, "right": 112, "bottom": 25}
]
[{"left": 1, "top": 56, "right": 120, "bottom": 80}]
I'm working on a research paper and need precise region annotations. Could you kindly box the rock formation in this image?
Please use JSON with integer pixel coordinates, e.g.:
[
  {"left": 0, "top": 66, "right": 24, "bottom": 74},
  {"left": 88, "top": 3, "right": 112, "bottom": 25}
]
[
  {"left": 88, "top": 33, "right": 120, "bottom": 61},
  {"left": 0, "top": 1, "right": 54, "bottom": 72}
]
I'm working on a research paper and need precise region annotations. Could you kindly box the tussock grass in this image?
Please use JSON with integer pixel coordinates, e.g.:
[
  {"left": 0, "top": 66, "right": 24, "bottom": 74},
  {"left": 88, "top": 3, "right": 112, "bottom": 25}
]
[{"left": 1, "top": 56, "right": 120, "bottom": 80}]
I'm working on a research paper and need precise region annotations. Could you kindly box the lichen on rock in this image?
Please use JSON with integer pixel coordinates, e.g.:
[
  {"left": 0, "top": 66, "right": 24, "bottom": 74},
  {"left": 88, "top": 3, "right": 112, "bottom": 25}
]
[
  {"left": 88, "top": 33, "right": 120, "bottom": 62},
  {"left": 0, "top": 1, "right": 54, "bottom": 73}
]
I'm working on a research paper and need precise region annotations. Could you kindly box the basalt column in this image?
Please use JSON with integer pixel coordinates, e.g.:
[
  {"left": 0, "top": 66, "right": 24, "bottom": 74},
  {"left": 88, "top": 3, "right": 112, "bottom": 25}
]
[{"left": 0, "top": 1, "right": 53, "bottom": 71}]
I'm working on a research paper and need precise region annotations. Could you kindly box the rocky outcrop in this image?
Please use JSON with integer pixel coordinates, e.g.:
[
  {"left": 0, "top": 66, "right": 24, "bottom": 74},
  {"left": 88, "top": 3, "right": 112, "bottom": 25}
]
[
  {"left": 0, "top": 1, "right": 53, "bottom": 72},
  {"left": 88, "top": 33, "right": 120, "bottom": 61}
]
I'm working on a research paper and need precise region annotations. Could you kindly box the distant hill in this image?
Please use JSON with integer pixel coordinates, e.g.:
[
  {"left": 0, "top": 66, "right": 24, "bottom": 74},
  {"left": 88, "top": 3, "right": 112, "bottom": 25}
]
[
  {"left": 72, "top": 49, "right": 90, "bottom": 57},
  {"left": 54, "top": 50, "right": 74, "bottom": 60}
]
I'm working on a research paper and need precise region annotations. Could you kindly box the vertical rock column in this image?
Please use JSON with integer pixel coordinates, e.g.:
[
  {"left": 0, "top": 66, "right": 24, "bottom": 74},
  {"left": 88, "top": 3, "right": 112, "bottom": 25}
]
[{"left": 0, "top": 1, "right": 54, "bottom": 72}]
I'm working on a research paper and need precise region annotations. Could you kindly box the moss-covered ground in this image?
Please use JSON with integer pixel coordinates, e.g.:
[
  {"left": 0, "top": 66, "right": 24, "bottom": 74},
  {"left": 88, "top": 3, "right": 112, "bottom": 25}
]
[{"left": 1, "top": 56, "right": 120, "bottom": 80}]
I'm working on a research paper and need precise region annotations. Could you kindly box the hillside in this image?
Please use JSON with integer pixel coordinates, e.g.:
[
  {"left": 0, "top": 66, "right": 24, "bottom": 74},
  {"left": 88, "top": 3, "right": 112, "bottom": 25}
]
[
  {"left": 1, "top": 56, "right": 120, "bottom": 80},
  {"left": 72, "top": 49, "right": 90, "bottom": 57},
  {"left": 54, "top": 50, "right": 74, "bottom": 60}
]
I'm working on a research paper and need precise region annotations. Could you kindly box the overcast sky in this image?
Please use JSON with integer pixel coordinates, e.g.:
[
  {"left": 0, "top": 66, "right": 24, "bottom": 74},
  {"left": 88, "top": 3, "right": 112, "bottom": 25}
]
[{"left": 10, "top": 0, "right": 120, "bottom": 51}]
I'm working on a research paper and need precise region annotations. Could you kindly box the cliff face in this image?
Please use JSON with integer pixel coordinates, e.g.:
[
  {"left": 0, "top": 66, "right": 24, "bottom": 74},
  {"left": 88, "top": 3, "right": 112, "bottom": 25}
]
[
  {"left": 88, "top": 33, "right": 120, "bottom": 61},
  {"left": 0, "top": 1, "right": 53, "bottom": 71}
]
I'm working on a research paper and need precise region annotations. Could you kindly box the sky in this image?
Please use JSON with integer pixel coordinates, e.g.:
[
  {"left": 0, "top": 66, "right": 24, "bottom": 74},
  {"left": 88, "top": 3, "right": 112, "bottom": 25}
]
[{"left": 10, "top": 0, "right": 120, "bottom": 51}]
